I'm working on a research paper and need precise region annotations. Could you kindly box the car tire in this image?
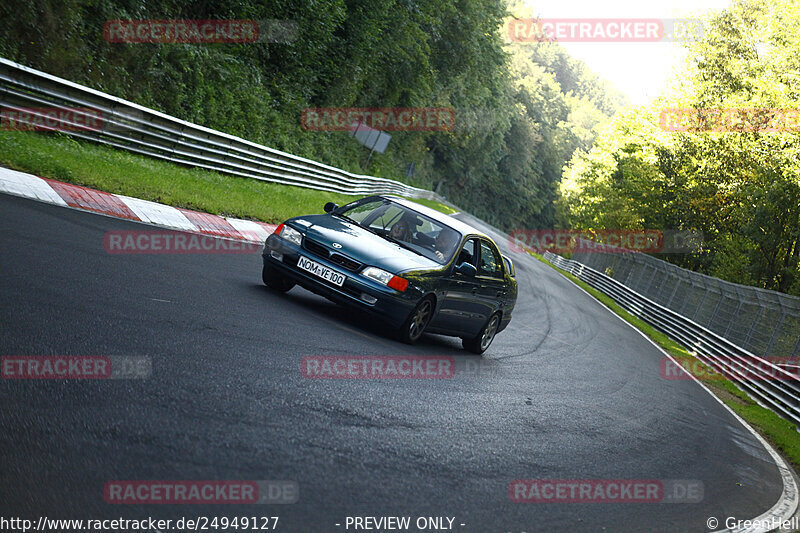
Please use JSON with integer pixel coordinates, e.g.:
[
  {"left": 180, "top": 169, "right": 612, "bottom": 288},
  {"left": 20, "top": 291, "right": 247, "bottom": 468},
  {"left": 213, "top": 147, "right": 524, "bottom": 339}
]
[
  {"left": 462, "top": 312, "right": 501, "bottom": 354},
  {"left": 262, "top": 263, "right": 295, "bottom": 292},
  {"left": 399, "top": 297, "right": 434, "bottom": 344}
]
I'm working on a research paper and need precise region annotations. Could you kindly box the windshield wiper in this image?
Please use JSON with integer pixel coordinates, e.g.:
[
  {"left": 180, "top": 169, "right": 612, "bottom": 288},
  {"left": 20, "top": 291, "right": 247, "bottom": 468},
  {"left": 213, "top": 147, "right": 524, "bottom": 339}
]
[
  {"left": 334, "top": 213, "right": 421, "bottom": 255},
  {"left": 381, "top": 234, "right": 425, "bottom": 256},
  {"left": 333, "top": 213, "right": 360, "bottom": 225},
  {"left": 334, "top": 213, "right": 383, "bottom": 236}
]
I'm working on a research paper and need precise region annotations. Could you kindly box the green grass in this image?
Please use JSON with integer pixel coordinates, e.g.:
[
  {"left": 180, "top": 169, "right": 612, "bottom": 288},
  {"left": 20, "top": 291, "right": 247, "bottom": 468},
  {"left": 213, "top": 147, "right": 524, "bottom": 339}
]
[
  {"left": 0, "top": 131, "right": 455, "bottom": 220},
  {"left": 529, "top": 250, "right": 800, "bottom": 473},
  {"left": 0, "top": 130, "right": 441, "bottom": 222}
]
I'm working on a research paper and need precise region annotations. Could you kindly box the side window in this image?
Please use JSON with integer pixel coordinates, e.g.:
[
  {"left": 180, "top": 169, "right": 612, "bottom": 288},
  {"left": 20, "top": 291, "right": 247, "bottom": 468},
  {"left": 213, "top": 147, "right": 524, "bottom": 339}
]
[
  {"left": 478, "top": 240, "right": 503, "bottom": 278},
  {"left": 457, "top": 239, "right": 477, "bottom": 267}
]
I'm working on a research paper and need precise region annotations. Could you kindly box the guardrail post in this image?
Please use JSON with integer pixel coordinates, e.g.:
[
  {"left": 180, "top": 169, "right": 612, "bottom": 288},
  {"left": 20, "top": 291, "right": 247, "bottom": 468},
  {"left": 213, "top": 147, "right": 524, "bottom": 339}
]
[
  {"left": 763, "top": 313, "right": 786, "bottom": 359},
  {"left": 743, "top": 305, "right": 765, "bottom": 349}
]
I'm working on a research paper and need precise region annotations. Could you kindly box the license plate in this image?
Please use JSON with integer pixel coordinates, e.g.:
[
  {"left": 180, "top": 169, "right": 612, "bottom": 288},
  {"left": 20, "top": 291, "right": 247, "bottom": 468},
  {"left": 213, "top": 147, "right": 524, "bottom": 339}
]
[{"left": 297, "top": 256, "right": 346, "bottom": 286}]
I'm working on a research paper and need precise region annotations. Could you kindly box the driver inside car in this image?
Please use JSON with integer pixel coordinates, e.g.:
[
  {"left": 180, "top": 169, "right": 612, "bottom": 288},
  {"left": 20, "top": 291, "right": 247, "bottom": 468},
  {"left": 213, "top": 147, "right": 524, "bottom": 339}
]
[{"left": 433, "top": 229, "right": 458, "bottom": 261}]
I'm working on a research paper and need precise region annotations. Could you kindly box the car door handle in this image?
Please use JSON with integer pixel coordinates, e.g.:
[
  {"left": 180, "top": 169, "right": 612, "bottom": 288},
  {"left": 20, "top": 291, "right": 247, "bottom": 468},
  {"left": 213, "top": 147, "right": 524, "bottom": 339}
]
[{"left": 471, "top": 287, "right": 478, "bottom": 294}]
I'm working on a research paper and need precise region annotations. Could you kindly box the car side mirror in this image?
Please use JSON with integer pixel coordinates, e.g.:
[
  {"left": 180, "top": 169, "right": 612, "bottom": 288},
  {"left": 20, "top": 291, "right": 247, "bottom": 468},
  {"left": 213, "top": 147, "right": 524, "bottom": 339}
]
[
  {"left": 455, "top": 262, "right": 477, "bottom": 277},
  {"left": 324, "top": 202, "right": 339, "bottom": 213}
]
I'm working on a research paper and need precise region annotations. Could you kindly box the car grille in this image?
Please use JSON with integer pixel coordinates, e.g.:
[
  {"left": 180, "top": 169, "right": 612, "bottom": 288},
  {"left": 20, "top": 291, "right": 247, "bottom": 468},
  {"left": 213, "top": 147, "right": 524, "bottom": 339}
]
[
  {"left": 329, "top": 253, "right": 361, "bottom": 271},
  {"left": 303, "top": 238, "right": 363, "bottom": 272},
  {"left": 303, "top": 238, "right": 329, "bottom": 258}
]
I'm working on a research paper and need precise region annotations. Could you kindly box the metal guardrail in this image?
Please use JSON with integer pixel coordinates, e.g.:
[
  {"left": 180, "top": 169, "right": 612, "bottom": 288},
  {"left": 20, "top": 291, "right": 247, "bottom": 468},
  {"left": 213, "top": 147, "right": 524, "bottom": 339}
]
[
  {"left": 543, "top": 251, "right": 800, "bottom": 426},
  {"left": 0, "top": 57, "right": 439, "bottom": 199},
  {"left": 572, "top": 246, "right": 800, "bottom": 360}
]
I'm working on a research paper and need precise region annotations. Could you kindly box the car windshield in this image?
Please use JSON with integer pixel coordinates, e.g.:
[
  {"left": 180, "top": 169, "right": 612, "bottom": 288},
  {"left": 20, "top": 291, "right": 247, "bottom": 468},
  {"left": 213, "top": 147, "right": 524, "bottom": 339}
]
[{"left": 337, "top": 199, "right": 461, "bottom": 264}]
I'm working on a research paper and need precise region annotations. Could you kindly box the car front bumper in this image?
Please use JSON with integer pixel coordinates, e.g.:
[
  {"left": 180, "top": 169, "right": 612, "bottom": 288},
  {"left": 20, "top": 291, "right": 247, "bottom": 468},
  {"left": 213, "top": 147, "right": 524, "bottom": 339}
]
[{"left": 262, "top": 233, "right": 419, "bottom": 328}]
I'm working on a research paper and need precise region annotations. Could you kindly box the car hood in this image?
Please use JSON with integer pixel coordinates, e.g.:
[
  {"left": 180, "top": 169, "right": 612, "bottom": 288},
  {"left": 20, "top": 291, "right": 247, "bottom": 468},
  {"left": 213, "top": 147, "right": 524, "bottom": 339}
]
[{"left": 288, "top": 214, "right": 441, "bottom": 274}]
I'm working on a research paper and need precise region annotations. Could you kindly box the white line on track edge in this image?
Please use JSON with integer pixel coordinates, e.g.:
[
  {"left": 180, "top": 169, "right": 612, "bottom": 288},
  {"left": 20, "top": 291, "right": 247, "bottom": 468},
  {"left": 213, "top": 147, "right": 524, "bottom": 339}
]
[{"left": 545, "top": 260, "right": 800, "bottom": 533}]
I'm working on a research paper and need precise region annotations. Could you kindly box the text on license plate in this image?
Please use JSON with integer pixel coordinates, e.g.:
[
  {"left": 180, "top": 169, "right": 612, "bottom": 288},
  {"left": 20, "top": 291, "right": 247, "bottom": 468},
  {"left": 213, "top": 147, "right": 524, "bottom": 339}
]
[{"left": 297, "top": 256, "right": 346, "bottom": 286}]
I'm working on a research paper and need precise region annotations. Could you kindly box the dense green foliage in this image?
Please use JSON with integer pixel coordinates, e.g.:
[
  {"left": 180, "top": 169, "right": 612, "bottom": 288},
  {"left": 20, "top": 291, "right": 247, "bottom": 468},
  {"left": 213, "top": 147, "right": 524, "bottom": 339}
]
[
  {"left": 560, "top": 0, "right": 800, "bottom": 295},
  {"left": 0, "top": 0, "right": 625, "bottom": 231}
]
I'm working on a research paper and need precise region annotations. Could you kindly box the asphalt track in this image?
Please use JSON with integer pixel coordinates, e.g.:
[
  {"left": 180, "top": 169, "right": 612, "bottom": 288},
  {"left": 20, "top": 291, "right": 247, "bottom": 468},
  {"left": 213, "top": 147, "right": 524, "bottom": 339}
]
[{"left": 0, "top": 192, "right": 788, "bottom": 532}]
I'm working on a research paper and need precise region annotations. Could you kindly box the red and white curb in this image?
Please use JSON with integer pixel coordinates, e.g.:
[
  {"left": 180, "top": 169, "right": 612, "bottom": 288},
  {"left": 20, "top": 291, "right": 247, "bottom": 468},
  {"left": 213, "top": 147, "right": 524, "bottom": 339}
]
[{"left": 0, "top": 167, "right": 277, "bottom": 242}]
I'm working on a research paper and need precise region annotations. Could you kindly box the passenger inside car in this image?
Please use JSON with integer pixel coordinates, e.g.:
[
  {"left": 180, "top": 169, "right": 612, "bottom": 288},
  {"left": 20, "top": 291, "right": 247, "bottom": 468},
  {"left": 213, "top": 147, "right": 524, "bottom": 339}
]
[{"left": 389, "top": 219, "right": 411, "bottom": 242}]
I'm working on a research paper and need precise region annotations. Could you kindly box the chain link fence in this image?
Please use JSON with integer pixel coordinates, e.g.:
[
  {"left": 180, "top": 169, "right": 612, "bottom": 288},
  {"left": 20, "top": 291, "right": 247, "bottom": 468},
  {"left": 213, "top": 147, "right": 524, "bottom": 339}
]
[{"left": 571, "top": 245, "right": 800, "bottom": 359}]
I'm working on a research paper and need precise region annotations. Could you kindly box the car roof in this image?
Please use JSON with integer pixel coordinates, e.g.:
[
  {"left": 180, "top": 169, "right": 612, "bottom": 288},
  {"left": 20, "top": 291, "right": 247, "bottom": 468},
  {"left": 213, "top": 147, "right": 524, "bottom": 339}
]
[{"left": 375, "top": 195, "right": 491, "bottom": 240}]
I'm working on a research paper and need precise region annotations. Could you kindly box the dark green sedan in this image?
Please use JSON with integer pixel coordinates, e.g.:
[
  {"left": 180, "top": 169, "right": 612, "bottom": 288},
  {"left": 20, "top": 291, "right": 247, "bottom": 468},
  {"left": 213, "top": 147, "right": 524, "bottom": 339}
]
[{"left": 261, "top": 195, "right": 517, "bottom": 354}]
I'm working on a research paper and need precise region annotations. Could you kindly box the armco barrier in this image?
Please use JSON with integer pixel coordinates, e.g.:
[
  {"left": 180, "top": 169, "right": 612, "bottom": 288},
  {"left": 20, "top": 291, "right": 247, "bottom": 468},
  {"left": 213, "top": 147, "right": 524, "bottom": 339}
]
[
  {"left": 0, "top": 57, "right": 438, "bottom": 199},
  {"left": 571, "top": 246, "right": 800, "bottom": 360},
  {"left": 543, "top": 250, "right": 800, "bottom": 426}
]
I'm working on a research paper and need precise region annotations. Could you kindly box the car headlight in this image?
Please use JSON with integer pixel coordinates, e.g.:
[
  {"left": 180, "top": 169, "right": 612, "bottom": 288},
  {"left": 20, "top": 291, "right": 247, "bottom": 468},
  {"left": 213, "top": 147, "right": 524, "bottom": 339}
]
[
  {"left": 274, "top": 223, "right": 303, "bottom": 246},
  {"left": 362, "top": 266, "right": 409, "bottom": 292}
]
